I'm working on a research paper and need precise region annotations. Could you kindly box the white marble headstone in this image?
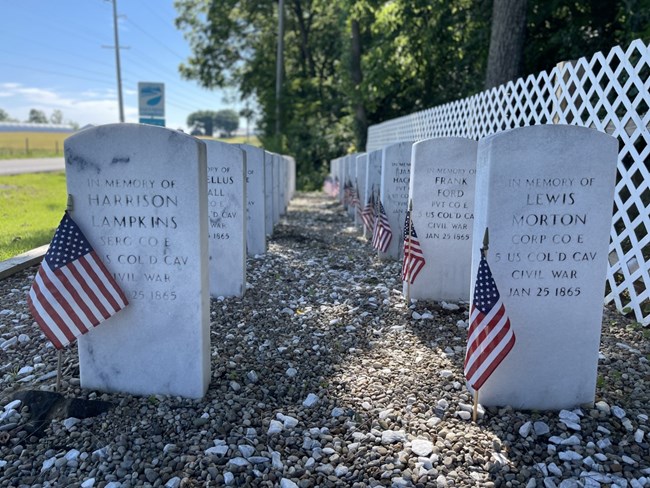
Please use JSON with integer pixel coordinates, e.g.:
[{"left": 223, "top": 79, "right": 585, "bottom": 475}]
[
  {"left": 379, "top": 141, "right": 413, "bottom": 260},
  {"left": 404, "top": 137, "right": 477, "bottom": 301},
  {"left": 65, "top": 123, "right": 210, "bottom": 398},
  {"left": 364, "top": 149, "right": 382, "bottom": 238},
  {"left": 264, "top": 151, "right": 274, "bottom": 236},
  {"left": 355, "top": 153, "right": 368, "bottom": 228},
  {"left": 205, "top": 140, "right": 247, "bottom": 298},
  {"left": 237, "top": 144, "right": 266, "bottom": 256},
  {"left": 272, "top": 153, "right": 281, "bottom": 224},
  {"left": 471, "top": 124, "right": 618, "bottom": 410}
]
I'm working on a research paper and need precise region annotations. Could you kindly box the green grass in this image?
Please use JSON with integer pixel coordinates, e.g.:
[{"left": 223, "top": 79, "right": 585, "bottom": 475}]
[
  {"left": 0, "top": 172, "right": 68, "bottom": 260},
  {"left": 0, "top": 131, "right": 69, "bottom": 160}
]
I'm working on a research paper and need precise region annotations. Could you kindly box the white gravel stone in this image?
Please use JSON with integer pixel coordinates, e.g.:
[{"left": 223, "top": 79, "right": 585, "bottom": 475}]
[
  {"left": 595, "top": 401, "right": 611, "bottom": 415},
  {"left": 224, "top": 472, "right": 234, "bottom": 485},
  {"left": 519, "top": 421, "right": 532, "bottom": 437},
  {"left": 331, "top": 407, "right": 345, "bottom": 417},
  {"left": 612, "top": 405, "right": 626, "bottom": 419},
  {"left": 334, "top": 465, "right": 349, "bottom": 477},
  {"left": 381, "top": 430, "right": 407, "bottom": 444},
  {"left": 302, "top": 393, "right": 319, "bottom": 407},
  {"left": 534, "top": 421, "right": 551, "bottom": 435},
  {"left": 280, "top": 479, "right": 299, "bottom": 488},
  {"left": 239, "top": 445, "right": 255, "bottom": 458},
  {"left": 81, "top": 479, "right": 95, "bottom": 488},
  {"left": 41, "top": 456, "right": 56, "bottom": 472},
  {"left": 63, "top": 417, "right": 81, "bottom": 430},
  {"left": 228, "top": 457, "right": 250, "bottom": 467},
  {"left": 205, "top": 445, "right": 229, "bottom": 456},
  {"left": 558, "top": 451, "right": 583, "bottom": 462},
  {"left": 411, "top": 439, "right": 433, "bottom": 456},
  {"left": 634, "top": 429, "right": 645, "bottom": 443},
  {"left": 268, "top": 420, "right": 284, "bottom": 435},
  {"left": 286, "top": 367, "right": 298, "bottom": 377},
  {"left": 165, "top": 477, "right": 181, "bottom": 488},
  {"left": 441, "top": 301, "right": 459, "bottom": 311}
]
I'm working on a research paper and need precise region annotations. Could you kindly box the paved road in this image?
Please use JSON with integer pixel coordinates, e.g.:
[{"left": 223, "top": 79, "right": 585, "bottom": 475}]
[{"left": 0, "top": 157, "right": 65, "bottom": 176}]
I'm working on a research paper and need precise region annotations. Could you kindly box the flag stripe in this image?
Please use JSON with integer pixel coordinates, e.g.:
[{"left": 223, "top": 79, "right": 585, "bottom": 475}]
[
  {"left": 82, "top": 252, "right": 128, "bottom": 310},
  {"left": 465, "top": 303, "right": 507, "bottom": 357},
  {"left": 59, "top": 266, "right": 106, "bottom": 324},
  {"left": 52, "top": 265, "right": 100, "bottom": 327},
  {"left": 42, "top": 264, "right": 93, "bottom": 334},
  {"left": 67, "top": 261, "right": 112, "bottom": 320},
  {"left": 29, "top": 273, "right": 76, "bottom": 346},
  {"left": 467, "top": 329, "right": 515, "bottom": 390},
  {"left": 465, "top": 310, "right": 511, "bottom": 379},
  {"left": 27, "top": 289, "right": 64, "bottom": 349}
]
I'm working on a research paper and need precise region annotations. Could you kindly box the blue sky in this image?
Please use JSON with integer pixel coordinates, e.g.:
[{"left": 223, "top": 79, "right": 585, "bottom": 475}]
[{"left": 0, "top": 0, "right": 248, "bottom": 131}]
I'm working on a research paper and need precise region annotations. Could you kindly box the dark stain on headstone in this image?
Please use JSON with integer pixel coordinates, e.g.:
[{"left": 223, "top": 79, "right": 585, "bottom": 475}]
[
  {"left": 110, "top": 156, "right": 130, "bottom": 165},
  {"left": 65, "top": 148, "right": 102, "bottom": 174}
]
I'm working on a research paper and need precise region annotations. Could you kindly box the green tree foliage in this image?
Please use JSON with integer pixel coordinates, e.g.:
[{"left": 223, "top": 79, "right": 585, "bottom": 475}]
[
  {"left": 175, "top": 0, "right": 649, "bottom": 189},
  {"left": 50, "top": 109, "right": 64, "bottom": 125},
  {"left": 186, "top": 110, "right": 218, "bottom": 136},
  {"left": 0, "top": 108, "right": 11, "bottom": 122},
  {"left": 214, "top": 109, "right": 239, "bottom": 137},
  {"left": 27, "top": 109, "right": 48, "bottom": 124}
]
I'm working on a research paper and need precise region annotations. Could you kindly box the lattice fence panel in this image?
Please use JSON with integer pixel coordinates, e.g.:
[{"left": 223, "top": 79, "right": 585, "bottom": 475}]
[{"left": 366, "top": 39, "right": 650, "bottom": 325}]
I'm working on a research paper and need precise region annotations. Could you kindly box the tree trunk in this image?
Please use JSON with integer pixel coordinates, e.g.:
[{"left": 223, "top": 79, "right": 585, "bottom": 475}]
[
  {"left": 484, "top": 0, "right": 528, "bottom": 89},
  {"left": 350, "top": 19, "right": 368, "bottom": 150}
]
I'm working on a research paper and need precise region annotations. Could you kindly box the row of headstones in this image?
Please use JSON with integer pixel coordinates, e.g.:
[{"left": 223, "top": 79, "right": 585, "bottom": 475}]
[
  {"left": 327, "top": 125, "right": 618, "bottom": 410},
  {"left": 63, "top": 123, "right": 295, "bottom": 398}
]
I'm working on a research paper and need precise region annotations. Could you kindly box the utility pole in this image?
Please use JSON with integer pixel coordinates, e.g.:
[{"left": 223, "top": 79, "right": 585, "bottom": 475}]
[
  {"left": 103, "top": 0, "right": 125, "bottom": 122},
  {"left": 275, "top": 0, "right": 284, "bottom": 136}
]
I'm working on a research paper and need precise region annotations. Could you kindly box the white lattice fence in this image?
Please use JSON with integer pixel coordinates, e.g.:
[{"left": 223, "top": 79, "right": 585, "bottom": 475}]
[{"left": 367, "top": 39, "right": 650, "bottom": 325}]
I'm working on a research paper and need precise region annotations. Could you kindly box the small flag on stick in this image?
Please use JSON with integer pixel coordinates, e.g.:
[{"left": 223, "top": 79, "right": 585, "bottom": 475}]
[
  {"left": 372, "top": 199, "right": 393, "bottom": 253},
  {"left": 361, "top": 192, "right": 376, "bottom": 234},
  {"left": 464, "top": 233, "right": 515, "bottom": 392},
  {"left": 402, "top": 208, "right": 426, "bottom": 284},
  {"left": 28, "top": 212, "right": 128, "bottom": 349}
]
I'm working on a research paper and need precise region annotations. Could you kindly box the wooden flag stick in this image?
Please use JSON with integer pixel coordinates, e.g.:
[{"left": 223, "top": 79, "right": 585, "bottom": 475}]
[
  {"left": 405, "top": 199, "right": 413, "bottom": 305},
  {"left": 57, "top": 193, "right": 74, "bottom": 392},
  {"left": 473, "top": 227, "right": 489, "bottom": 422},
  {"left": 472, "top": 388, "right": 479, "bottom": 422}
]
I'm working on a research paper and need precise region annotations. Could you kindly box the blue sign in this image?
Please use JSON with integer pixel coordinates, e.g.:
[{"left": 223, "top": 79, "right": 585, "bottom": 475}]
[
  {"left": 139, "top": 117, "right": 165, "bottom": 127},
  {"left": 138, "top": 82, "right": 165, "bottom": 117}
]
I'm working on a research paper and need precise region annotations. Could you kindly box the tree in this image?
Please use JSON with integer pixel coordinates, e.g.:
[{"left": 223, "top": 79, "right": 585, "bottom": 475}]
[
  {"left": 485, "top": 0, "right": 528, "bottom": 89},
  {"left": 186, "top": 110, "right": 218, "bottom": 136},
  {"left": 28, "top": 109, "right": 48, "bottom": 124},
  {"left": 50, "top": 109, "right": 64, "bottom": 124},
  {"left": 214, "top": 109, "right": 239, "bottom": 137},
  {"left": 239, "top": 106, "right": 254, "bottom": 140},
  {"left": 0, "top": 108, "right": 11, "bottom": 121}
]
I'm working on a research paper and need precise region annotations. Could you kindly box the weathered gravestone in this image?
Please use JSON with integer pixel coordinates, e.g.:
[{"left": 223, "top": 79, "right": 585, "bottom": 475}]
[
  {"left": 346, "top": 154, "right": 358, "bottom": 219},
  {"left": 403, "top": 137, "right": 477, "bottom": 301},
  {"left": 355, "top": 153, "right": 368, "bottom": 228},
  {"left": 237, "top": 144, "right": 266, "bottom": 256},
  {"left": 272, "top": 153, "right": 281, "bottom": 224},
  {"left": 264, "top": 151, "right": 274, "bottom": 236},
  {"left": 65, "top": 123, "right": 210, "bottom": 398},
  {"left": 364, "top": 149, "right": 382, "bottom": 238},
  {"left": 471, "top": 124, "right": 618, "bottom": 410},
  {"left": 379, "top": 141, "right": 413, "bottom": 260},
  {"left": 285, "top": 155, "right": 296, "bottom": 202},
  {"left": 205, "top": 140, "right": 247, "bottom": 298}
]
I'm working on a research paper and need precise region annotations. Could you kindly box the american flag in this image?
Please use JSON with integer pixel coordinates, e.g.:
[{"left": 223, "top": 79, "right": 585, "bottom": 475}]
[
  {"left": 361, "top": 192, "right": 376, "bottom": 234},
  {"left": 28, "top": 212, "right": 128, "bottom": 349},
  {"left": 371, "top": 199, "right": 393, "bottom": 253},
  {"left": 464, "top": 251, "right": 516, "bottom": 391},
  {"left": 402, "top": 210, "right": 426, "bottom": 284}
]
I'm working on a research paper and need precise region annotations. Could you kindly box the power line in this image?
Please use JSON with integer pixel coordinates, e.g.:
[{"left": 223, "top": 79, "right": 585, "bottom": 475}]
[{"left": 3, "top": 62, "right": 119, "bottom": 86}]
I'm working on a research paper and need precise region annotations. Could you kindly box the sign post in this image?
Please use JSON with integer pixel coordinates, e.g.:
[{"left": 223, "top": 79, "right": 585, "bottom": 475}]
[{"left": 138, "top": 82, "right": 165, "bottom": 127}]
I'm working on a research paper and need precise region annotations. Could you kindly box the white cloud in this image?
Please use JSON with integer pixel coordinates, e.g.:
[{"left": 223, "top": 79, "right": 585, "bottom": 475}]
[{"left": 0, "top": 82, "right": 135, "bottom": 126}]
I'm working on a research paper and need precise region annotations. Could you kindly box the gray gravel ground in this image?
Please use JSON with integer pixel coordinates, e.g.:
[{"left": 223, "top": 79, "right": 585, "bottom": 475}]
[{"left": 0, "top": 192, "right": 649, "bottom": 488}]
